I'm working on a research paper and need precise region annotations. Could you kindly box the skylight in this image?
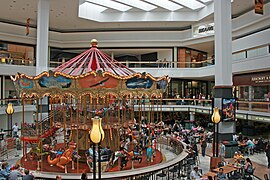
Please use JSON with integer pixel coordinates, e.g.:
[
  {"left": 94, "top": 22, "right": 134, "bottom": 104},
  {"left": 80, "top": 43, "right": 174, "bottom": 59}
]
[
  {"left": 79, "top": 0, "right": 217, "bottom": 22},
  {"left": 85, "top": 0, "right": 132, "bottom": 12},
  {"left": 114, "top": 0, "right": 157, "bottom": 11},
  {"left": 144, "top": 0, "right": 183, "bottom": 11},
  {"left": 172, "top": 0, "right": 205, "bottom": 10}
]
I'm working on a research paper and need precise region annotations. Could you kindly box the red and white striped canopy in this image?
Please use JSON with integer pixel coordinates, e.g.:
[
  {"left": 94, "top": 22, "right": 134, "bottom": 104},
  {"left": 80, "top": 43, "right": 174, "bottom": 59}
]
[{"left": 53, "top": 39, "right": 135, "bottom": 76}]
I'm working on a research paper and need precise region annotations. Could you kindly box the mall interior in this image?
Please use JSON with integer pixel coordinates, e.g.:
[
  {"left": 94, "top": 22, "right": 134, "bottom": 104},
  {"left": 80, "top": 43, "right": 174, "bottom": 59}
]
[{"left": 0, "top": 0, "right": 270, "bottom": 179}]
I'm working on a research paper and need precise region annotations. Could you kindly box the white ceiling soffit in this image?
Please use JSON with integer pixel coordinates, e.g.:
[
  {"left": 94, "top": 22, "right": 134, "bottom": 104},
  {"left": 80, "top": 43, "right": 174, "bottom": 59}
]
[{"left": 78, "top": 0, "right": 215, "bottom": 22}]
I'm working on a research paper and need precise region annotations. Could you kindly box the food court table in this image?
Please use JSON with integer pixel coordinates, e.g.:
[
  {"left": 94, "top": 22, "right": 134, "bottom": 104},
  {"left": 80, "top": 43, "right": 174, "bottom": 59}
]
[
  {"left": 213, "top": 165, "right": 237, "bottom": 175},
  {"left": 202, "top": 171, "right": 216, "bottom": 179}
]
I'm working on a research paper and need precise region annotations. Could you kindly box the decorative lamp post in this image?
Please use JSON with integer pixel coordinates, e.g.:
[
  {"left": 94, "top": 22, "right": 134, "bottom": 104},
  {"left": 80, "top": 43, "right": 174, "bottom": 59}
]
[
  {"left": 211, "top": 107, "right": 221, "bottom": 157},
  {"left": 90, "top": 116, "right": 104, "bottom": 180},
  {"left": 6, "top": 103, "right": 14, "bottom": 136}
]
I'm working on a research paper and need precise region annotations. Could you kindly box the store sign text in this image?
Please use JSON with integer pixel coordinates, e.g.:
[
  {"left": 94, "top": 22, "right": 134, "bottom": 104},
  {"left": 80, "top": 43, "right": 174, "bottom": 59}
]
[{"left": 251, "top": 75, "right": 270, "bottom": 83}]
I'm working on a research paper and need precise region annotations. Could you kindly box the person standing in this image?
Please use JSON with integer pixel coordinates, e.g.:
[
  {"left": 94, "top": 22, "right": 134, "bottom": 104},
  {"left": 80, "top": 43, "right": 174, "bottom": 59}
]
[
  {"left": 12, "top": 123, "right": 19, "bottom": 138},
  {"left": 22, "top": 169, "right": 34, "bottom": 180},
  {"left": 266, "top": 142, "right": 270, "bottom": 169},
  {"left": 9, "top": 164, "right": 22, "bottom": 180},
  {"left": 201, "top": 139, "right": 207, "bottom": 157},
  {"left": 219, "top": 142, "right": 226, "bottom": 159},
  {"left": 190, "top": 166, "right": 202, "bottom": 180}
]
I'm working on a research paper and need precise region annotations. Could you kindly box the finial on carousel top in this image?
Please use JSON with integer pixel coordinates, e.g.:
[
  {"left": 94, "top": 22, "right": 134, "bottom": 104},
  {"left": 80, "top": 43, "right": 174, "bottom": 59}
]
[{"left": 91, "top": 39, "right": 98, "bottom": 47}]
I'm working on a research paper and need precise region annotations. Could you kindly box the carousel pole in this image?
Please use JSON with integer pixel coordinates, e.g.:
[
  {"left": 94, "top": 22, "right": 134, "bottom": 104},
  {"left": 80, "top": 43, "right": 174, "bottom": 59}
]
[
  {"left": 105, "top": 95, "right": 109, "bottom": 146},
  {"left": 148, "top": 96, "right": 151, "bottom": 123},
  {"left": 123, "top": 97, "right": 126, "bottom": 127},
  {"left": 131, "top": 95, "right": 134, "bottom": 122},
  {"left": 160, "top": 96, "right": 163, "bottom": 127},
  {"left": 39, "top": 97, "right": 43, "bottom": 171},
  {"left": 63, "top": 96, "right": 67, "bottom": 148},
  {"left": 76, "top": 97, "right": 80, "bottom": 173},
  {"left": 117, "top": 96, "right": 121, "bottom": 170},
  {"left": 139, "top": 97, "right": 142, "bottom": 123},
  {"left": 50, "top": 97, "right": 52, "bottom": 129},
  {"left": 22, "top": 96, "right": 25, "bottom": 164}
]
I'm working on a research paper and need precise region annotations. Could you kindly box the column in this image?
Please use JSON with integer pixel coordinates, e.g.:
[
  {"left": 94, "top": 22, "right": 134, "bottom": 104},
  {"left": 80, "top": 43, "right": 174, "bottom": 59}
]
[
  {"left": 214, "top": 0, "right": 235, "bottom": 141},
  {"left": 190, "top": 112, "right": 195, "bottom": 121},
  {"left": 248, "top": 86, "right": 253, "bottom": 111},
  {"left": 36, "top": 0, "right": 50, "bottom": 75},
  {"left": 173, "top": 47, "right": 177, "bottom": 68}
]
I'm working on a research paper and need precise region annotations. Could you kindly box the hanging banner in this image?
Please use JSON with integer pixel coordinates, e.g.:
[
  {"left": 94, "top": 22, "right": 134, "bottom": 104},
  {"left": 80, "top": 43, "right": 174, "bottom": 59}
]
[
  {"left": 26, "top": 18, "right": 30, "bottom": 36},
  {"left": 255, "top": 0, "right": 264, "bottom": 15}
]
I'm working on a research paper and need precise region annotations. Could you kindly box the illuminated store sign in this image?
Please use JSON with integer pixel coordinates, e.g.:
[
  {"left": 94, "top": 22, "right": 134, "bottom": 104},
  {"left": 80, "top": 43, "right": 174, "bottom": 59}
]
[
  {"left": 251, "top": 75, "right": 270, "bottom": 83},
  {"left": 193, "top": 23, "right": 214, "bottom": 37}
]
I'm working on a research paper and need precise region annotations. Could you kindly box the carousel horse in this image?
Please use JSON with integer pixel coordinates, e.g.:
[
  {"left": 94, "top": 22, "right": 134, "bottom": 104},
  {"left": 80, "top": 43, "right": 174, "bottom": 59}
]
[
  {"left": 47, "top": 142, "right": 76, "bottom": 169},
  {"left": 127, "top": 150, "right": 142, "bottom": 163}
]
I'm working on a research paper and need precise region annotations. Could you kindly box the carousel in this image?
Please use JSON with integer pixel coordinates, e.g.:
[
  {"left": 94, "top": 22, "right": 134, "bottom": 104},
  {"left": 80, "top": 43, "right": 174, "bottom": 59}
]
[{"left": 11, "top": 39, "right": 170, "bottom": 175}]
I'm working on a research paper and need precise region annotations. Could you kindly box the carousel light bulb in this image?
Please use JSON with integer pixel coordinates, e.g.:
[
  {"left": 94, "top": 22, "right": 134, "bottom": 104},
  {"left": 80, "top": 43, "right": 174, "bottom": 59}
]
[{"left": 212, "top": 107, "right": 221, "bottom": 124}]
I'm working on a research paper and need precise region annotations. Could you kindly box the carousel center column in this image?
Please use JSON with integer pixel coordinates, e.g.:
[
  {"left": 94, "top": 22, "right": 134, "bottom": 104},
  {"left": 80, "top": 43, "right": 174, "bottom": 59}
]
[
  {"left": 36, "top": 0, "right": 50, "bottom": 132},
  {"left": 36, "top": 0, "right": 49, "bottom": 75},
  {"left": 213, "top": 0, "right": 235, "bottom": 144}
]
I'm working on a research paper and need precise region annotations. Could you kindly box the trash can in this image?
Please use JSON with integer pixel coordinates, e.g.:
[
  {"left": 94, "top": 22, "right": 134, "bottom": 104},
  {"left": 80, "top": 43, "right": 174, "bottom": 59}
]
[{"left": 224, "top": 141, "right": 238, "bottom": 158}]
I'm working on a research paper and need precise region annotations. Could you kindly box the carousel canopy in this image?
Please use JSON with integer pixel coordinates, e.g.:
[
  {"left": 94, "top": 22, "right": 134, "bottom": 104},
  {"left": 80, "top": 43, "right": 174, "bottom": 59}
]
[{"left": 53, "top": 39, "right": 135, "bottom": 76}]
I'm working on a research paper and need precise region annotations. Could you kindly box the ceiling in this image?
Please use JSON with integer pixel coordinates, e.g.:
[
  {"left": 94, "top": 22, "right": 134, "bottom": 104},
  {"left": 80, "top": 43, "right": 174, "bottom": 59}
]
[{"left": 0, "top": 0, "right": 265, "bottom": 32}]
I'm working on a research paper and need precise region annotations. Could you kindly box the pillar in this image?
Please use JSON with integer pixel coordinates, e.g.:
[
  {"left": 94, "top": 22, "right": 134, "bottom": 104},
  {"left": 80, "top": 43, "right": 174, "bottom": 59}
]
[
  {"left": 190, "top": 112, "right": 195, "bottom": 121},
  {"left": 213, "top": 0, "right": 235, "bottom": 141},
  {"left": 173, "top": 47, "right": 177, "bottom": 68},
  {"left": 248, "top": 86, "right": 253, "bottom": 111},
  {"left": 36, "top": 0, "right": 50, "bottom": 75},
  {"left": 36, "top": 0, "right": 50, "bottom": 122}
]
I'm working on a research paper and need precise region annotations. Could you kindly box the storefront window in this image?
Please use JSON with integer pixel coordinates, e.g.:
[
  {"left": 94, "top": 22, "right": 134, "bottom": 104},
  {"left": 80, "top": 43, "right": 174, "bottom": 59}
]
[
  {"left": 0, "top": 41, "right": 35, "bottom": 66},
  {"left": 254, "top": 86, "right": 269, "bottom": 100}
]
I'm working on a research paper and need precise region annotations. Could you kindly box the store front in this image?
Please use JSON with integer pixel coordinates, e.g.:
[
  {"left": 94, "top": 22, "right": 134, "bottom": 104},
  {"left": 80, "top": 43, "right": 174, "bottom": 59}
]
[
  {"left": 233, "top": 71, "right": 270, "bottom": 112},
  {"left": 167, "top": 78, "right": 214, "bottom": 99}
]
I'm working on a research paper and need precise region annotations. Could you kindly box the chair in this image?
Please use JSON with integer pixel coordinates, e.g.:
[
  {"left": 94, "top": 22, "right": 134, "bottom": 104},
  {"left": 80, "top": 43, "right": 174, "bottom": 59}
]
[
  {"left": 156, "top": 170, "right": 167, "bottom": 180},
  {"left": 244, "top": 167, "right": 256, "bottom": 180},
  {"left": 169, "top": 166, "right": 178, "bottom": 179}
]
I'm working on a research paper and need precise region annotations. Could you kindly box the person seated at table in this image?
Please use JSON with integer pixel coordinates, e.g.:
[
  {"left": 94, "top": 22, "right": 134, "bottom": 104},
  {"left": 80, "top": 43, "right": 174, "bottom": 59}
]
[
  {"left": 244, "top": 158, "right": 254, "bottom": 175},
  {"left": 190, "top": 166, "right": 202, "bottom": 180},
  {"left": 0, "top": 162, "right": 10, "bottom": 179},
  {"left": 234, "top": 151, "right": 244, "bottom": 161},
  {"left": 217, "top": 158, "right": 227, "bottom": 167},
  {"left": 216, "top": 168, "right": 226, "bottom": 180}
]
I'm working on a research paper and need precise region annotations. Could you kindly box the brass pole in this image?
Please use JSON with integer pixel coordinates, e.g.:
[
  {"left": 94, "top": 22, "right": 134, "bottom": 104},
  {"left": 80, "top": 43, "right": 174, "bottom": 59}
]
[
  {"left": 76, "top": 97, "right": 79, "bottom": 172},
  {"left": 22, "top": 96, "right": 25, "bottom": 164},
  {"left": 39, "top": 97, "right": 43, "bottom": 171}
]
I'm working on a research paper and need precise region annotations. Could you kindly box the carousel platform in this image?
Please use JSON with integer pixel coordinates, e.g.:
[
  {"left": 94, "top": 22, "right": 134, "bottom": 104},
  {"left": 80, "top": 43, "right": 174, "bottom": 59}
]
[{"left": 20, "top": 149, "right": 163, "bottom": 174}]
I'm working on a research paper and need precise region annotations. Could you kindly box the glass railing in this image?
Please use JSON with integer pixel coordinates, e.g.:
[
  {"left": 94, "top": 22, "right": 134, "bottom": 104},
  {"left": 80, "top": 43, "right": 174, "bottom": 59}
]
[
  {"left": 49, "top": 58, "right": 215, "bottom": 69},
  {"left": 0, "top": 50, "right": 35, "bottom": 66},
  {"left": 1, "top": 98, "right": 269, "bottom": 113}
]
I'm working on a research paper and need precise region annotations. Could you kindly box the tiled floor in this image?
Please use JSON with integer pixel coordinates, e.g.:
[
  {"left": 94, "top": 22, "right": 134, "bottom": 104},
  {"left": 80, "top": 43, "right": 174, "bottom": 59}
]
[{"left": 2, "top": 142, "right": 270, "bottom": 179}]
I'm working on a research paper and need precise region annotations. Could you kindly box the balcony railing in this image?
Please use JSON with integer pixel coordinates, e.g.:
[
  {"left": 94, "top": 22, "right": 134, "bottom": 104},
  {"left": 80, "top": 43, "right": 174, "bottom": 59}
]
[
  {"left": 0, "top": 98, "right": 269, "bottom": 114},
  {"left": 49, "top": 58, "right": 215, "bottom": 69},
  {"left": 0, "top": 50, "right": 35, "bottom": 66}
]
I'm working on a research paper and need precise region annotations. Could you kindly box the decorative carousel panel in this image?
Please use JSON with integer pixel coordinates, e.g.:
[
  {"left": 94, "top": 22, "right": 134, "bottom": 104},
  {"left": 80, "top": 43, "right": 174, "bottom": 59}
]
[
  {"left": 78, "top": 73, "right": 120, "bottom": 89},
  {"left": 38, "top": 75, "right": 72, "bottom": 88},
  {"left": 125, "top": 77, "right": 153, "bottom": 89}
]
